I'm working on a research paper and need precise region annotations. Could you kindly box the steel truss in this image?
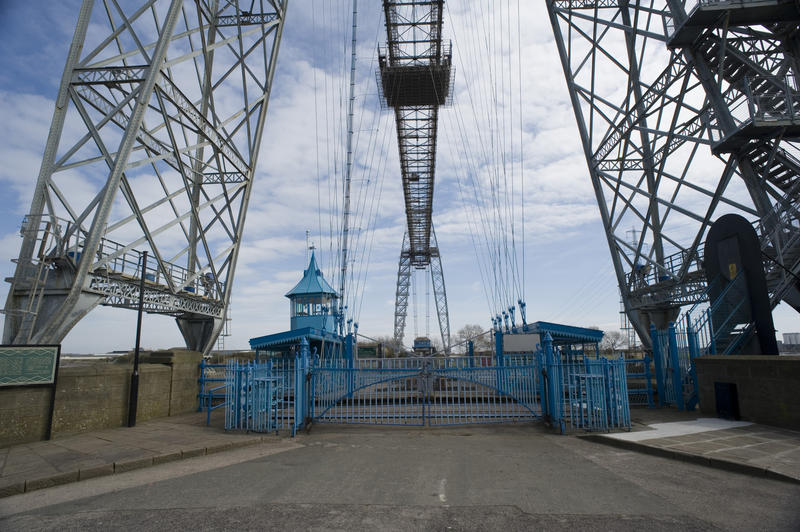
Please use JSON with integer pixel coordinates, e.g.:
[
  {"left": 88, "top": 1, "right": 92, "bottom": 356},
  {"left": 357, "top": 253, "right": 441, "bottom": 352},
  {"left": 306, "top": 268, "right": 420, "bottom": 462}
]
[
  {"left": 393, "top": 228, "right": 451, "bottom": 350},
  {"left": 547, "top": 0, "right": 800, "bottom": 345},
  {"left": 380, "top": 0, "right": 453, "bottom": 351},
  {"left": 3, "top": 0, "right": 288, "bottom": 354}
]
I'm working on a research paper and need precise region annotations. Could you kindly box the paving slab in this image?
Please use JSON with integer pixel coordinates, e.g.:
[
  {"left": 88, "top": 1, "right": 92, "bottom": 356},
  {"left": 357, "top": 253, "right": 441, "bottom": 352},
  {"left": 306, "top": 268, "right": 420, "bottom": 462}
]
[
  {"left": 0, "top": 411, "right": 285, "bottom": 498},
  {"left": 585, "top": 408, "right": 800, "bottom": 483}
]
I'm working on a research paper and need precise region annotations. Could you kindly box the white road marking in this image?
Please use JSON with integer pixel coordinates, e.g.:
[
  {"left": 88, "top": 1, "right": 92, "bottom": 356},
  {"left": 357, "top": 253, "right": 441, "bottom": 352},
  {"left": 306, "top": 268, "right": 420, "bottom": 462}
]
[{"left": 438, "top": 478, "right": 447, "bottom": 504}]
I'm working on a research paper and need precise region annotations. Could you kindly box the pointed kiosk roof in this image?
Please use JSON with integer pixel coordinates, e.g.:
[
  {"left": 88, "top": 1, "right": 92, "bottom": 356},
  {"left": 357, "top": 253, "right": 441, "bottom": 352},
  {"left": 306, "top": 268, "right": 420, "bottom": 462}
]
[{"left": 285, "top": 252, "right": 338, "bottom": 298}]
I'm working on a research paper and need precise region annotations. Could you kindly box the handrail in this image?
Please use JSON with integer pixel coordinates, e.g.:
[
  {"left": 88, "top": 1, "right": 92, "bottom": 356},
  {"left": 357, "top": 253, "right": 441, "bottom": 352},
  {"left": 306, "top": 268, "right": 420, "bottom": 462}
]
[
  {"left": 205, "top": 384, "right": 228, "bottom": 426},
  {"left": 21, "top": 213, "right": 223, "bottom": 299}
]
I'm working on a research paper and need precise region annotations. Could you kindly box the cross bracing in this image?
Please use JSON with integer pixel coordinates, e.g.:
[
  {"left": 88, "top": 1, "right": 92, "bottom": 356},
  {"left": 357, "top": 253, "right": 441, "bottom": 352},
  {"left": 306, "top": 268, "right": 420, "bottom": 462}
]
[
  {"left": 547, "top": 0, "right": 800, "bottom": 345},
  {"left": 3, "top": 0, "right": 288, "bottom": 353},
  {"left": 380, "top": 0, "right": 453, "bottom": 351}
]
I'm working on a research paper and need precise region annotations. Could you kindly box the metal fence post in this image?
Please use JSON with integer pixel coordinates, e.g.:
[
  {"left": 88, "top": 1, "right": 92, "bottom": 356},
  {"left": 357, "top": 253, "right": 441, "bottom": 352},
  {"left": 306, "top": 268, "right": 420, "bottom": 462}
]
[
  {"left": 345, "top": 333, "right": 355, "bottom": 397},
  {"left": 643, "top": 354, "right": 655, "bottom": 408},
  {"left": 543, "top": 332, "right": 560, "bottom": 428},
  {"left": 602, "top": 357, "right": 613, "bottom": 428},
  {"left": 668, "top": 322, "right": 685, "bottom": 411},
  {"left": 297, "top": 337, "right": 310, "bottom": 431},
  {"left": 707, "top": 308, "right": 716, "bottom": 354},
  {"left": 495, "top": 330, "right": 504, "bottom": 393},
  {"left": 198, "top": 358, "right": 206, "bottom": 412},
  {"left": 536, "top": 351, "right": 547, "bottom": 419},
  {"left": 292, "top": 353, "right": 299, "bottom": 436},
  {"left": 650, "top": 324, "right": 665, "bottom": 407},
  {"left": 234, "top": 362, "right": 242, "bottom": 429},
  {"left": 686, "top": 322, "right": 700, "bottom": 411}
]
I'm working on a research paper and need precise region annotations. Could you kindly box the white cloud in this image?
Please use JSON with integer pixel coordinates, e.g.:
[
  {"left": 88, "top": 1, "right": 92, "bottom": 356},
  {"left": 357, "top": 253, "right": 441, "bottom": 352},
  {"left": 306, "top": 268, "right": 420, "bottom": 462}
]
[{"left": 0, "top": 1, "right": 795, "bottom": 353}]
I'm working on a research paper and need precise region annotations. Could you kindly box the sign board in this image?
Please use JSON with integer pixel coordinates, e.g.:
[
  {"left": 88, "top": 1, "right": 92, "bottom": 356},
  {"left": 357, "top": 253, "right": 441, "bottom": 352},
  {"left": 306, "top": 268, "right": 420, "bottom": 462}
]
[
  {"left": 0, "top": 345, "right": 60, "bottom": 387},
  {"left": 503, "top": 333, "right": 541, "bottom": 353}
]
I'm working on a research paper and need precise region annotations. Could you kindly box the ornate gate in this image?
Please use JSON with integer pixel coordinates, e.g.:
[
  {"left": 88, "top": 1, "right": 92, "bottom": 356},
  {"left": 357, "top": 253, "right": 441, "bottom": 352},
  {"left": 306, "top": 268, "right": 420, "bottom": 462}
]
[{"left": 311, "top": 357, "right": 541, "bottom": 426}]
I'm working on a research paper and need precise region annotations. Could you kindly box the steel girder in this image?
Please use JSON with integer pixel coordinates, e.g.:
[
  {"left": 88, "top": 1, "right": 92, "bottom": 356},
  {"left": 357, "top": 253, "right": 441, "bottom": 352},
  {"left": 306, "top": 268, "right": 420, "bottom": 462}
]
[
  {"left": 379, "top": 0, "right": 451, "bottom": 263},
  {"left": 546, "top": 0, "right": 800, "bottom": 346},
  {"left": 381, "top": 0, "right": 452, "bottom": 351},
  {"left": 393, "top": 227, "right": 451, "bottom": 352},
  {"left": 393, "top": 232, "right": 412, "bottom": 344},
  {"left": 428, "top": 228, "right": 451, "bottom": 352},
  {"left": 3, "top": 0, "right": 288, "bottom": 354}
]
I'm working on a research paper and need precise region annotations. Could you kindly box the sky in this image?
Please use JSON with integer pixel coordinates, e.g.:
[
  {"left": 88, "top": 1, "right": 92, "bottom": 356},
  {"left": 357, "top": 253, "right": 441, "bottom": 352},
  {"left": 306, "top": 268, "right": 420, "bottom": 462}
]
[{"left": 0, "top": 1, "right": 795, "bottom": 354}]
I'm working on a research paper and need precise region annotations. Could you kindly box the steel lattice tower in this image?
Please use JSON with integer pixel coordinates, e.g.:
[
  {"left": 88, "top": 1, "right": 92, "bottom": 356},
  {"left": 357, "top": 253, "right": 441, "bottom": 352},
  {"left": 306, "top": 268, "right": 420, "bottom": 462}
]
[
  {"left": 379, "top": 0, "right": 453, "bottom": 351},
  {"left": 547, "top": 0, "right": 800, "bottom": 345},
  {"left": 3, "top": 0, "right": 288, "bottom": 354}
]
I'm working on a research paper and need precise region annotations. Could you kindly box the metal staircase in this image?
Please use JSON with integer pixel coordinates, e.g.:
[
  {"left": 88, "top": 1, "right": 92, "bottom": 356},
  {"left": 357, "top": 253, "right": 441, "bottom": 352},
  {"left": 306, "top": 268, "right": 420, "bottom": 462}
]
[
  {"left": 674, "top": 0, "right": 800, "bottom": 315},
  {"left": 546, "top": 0, "right": 800, "bottom": 347}
]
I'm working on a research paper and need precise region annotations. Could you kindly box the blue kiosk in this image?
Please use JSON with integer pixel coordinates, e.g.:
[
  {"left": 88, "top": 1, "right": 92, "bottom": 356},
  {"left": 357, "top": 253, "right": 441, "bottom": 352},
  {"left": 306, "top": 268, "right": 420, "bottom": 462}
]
[{"left": 249, "top": 253, "right": 347, "bottom": 361}]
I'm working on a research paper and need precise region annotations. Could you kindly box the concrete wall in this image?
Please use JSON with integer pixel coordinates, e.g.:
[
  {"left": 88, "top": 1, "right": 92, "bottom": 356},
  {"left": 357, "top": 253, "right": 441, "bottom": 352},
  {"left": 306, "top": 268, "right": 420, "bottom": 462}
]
[
  {"left": 0, "top": 349, "right": 202, "bottom": 448},
  {"left": 695, "top": 355, "right": 800, "bottom": 430}
]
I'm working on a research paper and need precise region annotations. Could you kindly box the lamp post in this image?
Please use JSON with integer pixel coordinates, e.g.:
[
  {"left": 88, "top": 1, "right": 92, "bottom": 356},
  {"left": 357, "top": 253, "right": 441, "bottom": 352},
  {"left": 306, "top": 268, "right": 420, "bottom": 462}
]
[{"left": 128, "top": 250, "right": 147, "bottom": 427}]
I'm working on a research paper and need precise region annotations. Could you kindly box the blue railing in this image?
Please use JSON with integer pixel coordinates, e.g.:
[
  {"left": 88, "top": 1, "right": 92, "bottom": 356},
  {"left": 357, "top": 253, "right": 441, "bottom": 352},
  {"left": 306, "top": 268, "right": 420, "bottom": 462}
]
[
  {"left": 205, "top": 335, "right": 631, "bottom": 435},
  {"left": 223, "top": 360, "right": 283, "bottom": 433},
  {"left": 204, "top": 384, "right": 228, "bottom": 426},
  {"left": 623, "top": 356, "right": 654, "bottom": 407},
  {"left": 684, "top": 272, "right": 750, "bottom": 356},
  {"left": 198, "top": 360, "right": 226, "bottom": 411},
  {"left": 644, "top": 271, "right": 757, "bottom": 412}
]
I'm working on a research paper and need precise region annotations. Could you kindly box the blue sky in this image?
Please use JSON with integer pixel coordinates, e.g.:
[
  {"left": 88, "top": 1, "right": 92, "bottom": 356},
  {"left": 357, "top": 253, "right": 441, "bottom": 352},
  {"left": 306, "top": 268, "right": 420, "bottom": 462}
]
[{"left": 0, "top": 1, "right": 795, "bottom": 353}]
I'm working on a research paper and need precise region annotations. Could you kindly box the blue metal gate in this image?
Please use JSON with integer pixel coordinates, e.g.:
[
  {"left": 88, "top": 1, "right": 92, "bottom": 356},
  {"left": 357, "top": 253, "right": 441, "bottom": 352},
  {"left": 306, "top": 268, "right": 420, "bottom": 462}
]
[
  {"left": 219, "top": 342, "right": 631, "bottom": 433},
  {"left": 311, "top": 357, "right": 542, "bottom": 426}
]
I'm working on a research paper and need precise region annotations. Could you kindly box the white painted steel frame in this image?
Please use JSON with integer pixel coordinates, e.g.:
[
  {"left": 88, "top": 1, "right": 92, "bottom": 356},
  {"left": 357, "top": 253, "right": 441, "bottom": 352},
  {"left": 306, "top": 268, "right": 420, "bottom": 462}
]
[
  {"left": 546, "top": 0, "right": 800, "bottom": 346},
  {"left": 4, "top": 0, "right": 288, "bottom": 353}
]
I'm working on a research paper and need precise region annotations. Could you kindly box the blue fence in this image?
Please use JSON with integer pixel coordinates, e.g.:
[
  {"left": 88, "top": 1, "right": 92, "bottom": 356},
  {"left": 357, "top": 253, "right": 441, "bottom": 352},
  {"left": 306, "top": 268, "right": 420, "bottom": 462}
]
[
  {"left": 205, "top": 335, "right": 631, "bottom": 435},
  {"left": 623, "top": 356, "right": 655, "bottom": 407},
  {"left": 223, "top": 360, "right": 282, "bottom": 433},
  {"left": 647, "top": 272, "right": 755, "bottom": 412},
  {"left": 650, "top": 322, "right": 700, "bottom": 411},
  {"left": 198, "top": 360, "right": 226, "bottom": 411},
  {"left": 311, "top": 356, "right": 542, "bottom": 426}
]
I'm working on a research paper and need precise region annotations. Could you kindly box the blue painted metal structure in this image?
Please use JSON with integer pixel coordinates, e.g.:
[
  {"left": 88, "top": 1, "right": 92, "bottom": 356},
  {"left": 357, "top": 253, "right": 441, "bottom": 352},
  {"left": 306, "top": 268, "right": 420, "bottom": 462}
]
[
  {"left": 222, "top": 338, "right": 314, "bottom": 436},
  {"left": 223, "top": 359, "right": 282, "bottom": 434},
  {"left": 647, "top": 272, "right": 761, "bottom": 411},
  {"left": 525, "top": 321, "right": 604, "bottom": 346},
  {"left": 198, "top": 359, "right": 226, "bottom": 411},
  {"left": 307, "top": 331, "right": 630, "bottom": 433},
  {"left": 311, "top": 356, "right": 541, "bottom": 426},
  {"left": 217, "top": 331, "right": 631, "bottom": 435},
  {"left": 623, "top": 356, "right": 655, "bottom": 408},
  {"left": 286, "top": 252, "right": 339, "bottom": 332},
  {"left": 248, "top": 253, "right": 347, "bottom": 368}
]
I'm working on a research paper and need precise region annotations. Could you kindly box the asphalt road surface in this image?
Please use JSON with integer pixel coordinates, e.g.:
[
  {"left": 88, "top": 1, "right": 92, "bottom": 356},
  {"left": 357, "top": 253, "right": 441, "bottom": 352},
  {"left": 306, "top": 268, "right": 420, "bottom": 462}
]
[{"left": 1, "top": 424, "right": 798, "bottom": 531}]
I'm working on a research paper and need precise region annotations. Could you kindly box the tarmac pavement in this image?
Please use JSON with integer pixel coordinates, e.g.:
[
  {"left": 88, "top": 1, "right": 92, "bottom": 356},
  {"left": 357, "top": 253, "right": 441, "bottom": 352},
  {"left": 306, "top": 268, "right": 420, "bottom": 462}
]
[
  {"left": 1, "top": 421, "right": 798, "bottom": 531},
  {"left": 1, "top": 406, "right": 799, "bottom": 503}
]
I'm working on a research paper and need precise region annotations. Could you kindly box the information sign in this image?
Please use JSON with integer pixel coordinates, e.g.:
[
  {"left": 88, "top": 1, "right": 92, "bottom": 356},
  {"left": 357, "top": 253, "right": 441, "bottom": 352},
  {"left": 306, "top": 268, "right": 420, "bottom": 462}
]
[{"left": 0, "top": 345, "right": 60, "bottom": 387}]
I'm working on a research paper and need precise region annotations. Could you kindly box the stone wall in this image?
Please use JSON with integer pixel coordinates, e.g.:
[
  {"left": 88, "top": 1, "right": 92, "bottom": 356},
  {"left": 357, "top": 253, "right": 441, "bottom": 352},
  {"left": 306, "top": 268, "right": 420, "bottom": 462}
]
[
  {"left": 0, "top": 349, "right": 203, "bottom": 448},
  {"left": 695, "top": 355, "right": 800, "bottom": 430}
]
